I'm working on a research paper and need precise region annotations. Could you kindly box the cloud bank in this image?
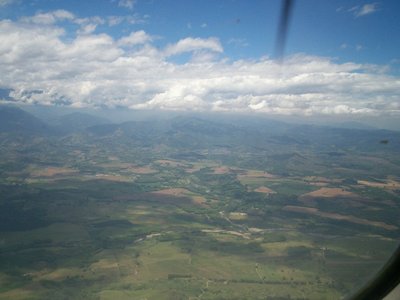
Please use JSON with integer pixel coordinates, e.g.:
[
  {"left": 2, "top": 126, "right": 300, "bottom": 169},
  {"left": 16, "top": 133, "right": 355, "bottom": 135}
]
[{"left": 0, "top": 10, "right": 399, "bottom": 116}]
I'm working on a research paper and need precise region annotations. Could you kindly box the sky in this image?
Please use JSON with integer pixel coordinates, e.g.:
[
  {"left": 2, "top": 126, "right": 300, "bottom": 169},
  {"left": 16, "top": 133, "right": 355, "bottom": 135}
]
[{"left": 0, "top": 0, "right": 400, "bottom": 119}]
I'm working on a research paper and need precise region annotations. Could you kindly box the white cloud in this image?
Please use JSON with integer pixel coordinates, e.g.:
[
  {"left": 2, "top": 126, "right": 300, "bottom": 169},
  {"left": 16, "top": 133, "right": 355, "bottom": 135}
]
[
  {"left": 108, "top": 16, "right": 124, "bottom": 26},
  {"left": 348, "top": 3, "right": 379, "bottom": 18},
  {"left": 107, "top": 15, "right": 146, "bottom": 26},
  {"left": 118, "top": 0, "right": 135, "bottom": 10},
  {"left": 228, "top": 38, "right": 249, "bottom": 48},
  {"left": 164, "top": 37, "right": 223, "bottom": 57},
  {"left": 357, "top": 3, "right": 379, "bottom": 17},
  {"left": 118, "top": 30, "right": 153, "bottom": 46},
  {"left": 20, "top": 10, "right": 106, "bottom": 37},
  {"left": 348, "top": 6, "right": 359, "bottom": 13},
  {"left": 339, "top": 43, "right": 364, "bottom": 52},
  {"left": 78, "top": 23, "right": 97, "bottom": 35},
  {"left": 73, "top": 16, "right": 105, "bottom": 27},
  {"left": 1, "top": 13, "right": 399, "bottom": 117},
  {"left": 20, "top": 10, "right": 75, "bottom": 25}
]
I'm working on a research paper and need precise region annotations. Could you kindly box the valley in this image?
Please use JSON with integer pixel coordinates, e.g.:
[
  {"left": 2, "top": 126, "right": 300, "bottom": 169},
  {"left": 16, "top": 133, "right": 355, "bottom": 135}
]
[{"left": 0, "top": 106, "right": 399, "bottom": 299}]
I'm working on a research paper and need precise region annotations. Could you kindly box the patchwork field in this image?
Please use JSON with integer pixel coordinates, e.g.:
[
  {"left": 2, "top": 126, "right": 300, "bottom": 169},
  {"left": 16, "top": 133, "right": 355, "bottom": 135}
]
[{"left": 1, "top": 112, "right": 400, "bottom": 299}]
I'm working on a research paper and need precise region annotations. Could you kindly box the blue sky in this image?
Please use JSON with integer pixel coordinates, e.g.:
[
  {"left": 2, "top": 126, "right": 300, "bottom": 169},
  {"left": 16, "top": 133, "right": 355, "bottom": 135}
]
[
  {"left": 0, "top": 0, "right": 399, "bottom": 118},
  {"left": 3, "top": 0, "right": 399, "bottom": 63}
]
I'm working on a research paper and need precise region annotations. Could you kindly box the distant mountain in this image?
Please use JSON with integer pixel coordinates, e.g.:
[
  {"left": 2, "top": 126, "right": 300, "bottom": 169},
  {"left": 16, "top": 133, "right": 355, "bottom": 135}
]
[
  {"left": 329, "top": 121, "right": 376, "bottom": 130},
  {"left": 52, "top": 112, "right": 110, "bottom": 133},
  {"left": 286, "top": 124, "right": 400, "bottom": 151},
  {"left": 2, "top": 105, "right": 397, "bottom": 155},
  {"left": 85, "top": 114, "right": 400, "bottom": 154},
  {"left": 0, "top": 105, "right": 51, "bottom": 134}
]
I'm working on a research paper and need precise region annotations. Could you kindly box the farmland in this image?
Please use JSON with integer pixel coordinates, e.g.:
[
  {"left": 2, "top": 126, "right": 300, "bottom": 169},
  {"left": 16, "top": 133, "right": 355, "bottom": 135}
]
[{"left": 0, "top": 107, "right": 399, "bottom": 299}]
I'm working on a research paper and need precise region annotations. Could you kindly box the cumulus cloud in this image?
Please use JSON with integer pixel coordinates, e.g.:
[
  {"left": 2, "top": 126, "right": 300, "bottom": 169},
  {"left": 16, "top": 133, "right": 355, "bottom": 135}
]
[
  {"left": 118, "top": 30, "right": 153, "bottom": 46},
  {"left": 0, "top": 12, "right": 399, "bottom": 116},
  {"left": 107, "top": 15, "right": 146, "bottom": 26},
  {"left": 20, "top": 10, "right": 75, "bottom": 25},
  {"left": 20, "top": 10, "right": 106, "bottom": 36},
  {"left": 78, "top": 23, "right": 98, "bottom": 35},
  {"left": 164, "top": 37, "right": 223, "bottom": 57}
]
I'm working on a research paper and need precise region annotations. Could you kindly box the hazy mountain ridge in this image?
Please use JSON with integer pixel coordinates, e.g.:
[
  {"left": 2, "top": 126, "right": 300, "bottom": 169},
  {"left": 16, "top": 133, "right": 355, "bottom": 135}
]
[
  {"left": 10, "top": 107, "right": 396, "bottom": 177},
  {"left": 1, "top": 105, "right": 399, "bottom": 154},
  {"left": 0, "top": 106, "right": 51, "bottom": 134},
  {"left": 51, "top": 112, "right": 111, "bottom": 133}
]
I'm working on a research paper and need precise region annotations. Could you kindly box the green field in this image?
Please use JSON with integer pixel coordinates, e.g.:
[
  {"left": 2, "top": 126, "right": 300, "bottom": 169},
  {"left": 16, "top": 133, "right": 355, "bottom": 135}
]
[{"left": 1, "top": 111, "right": 400, "bottom": 299}]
